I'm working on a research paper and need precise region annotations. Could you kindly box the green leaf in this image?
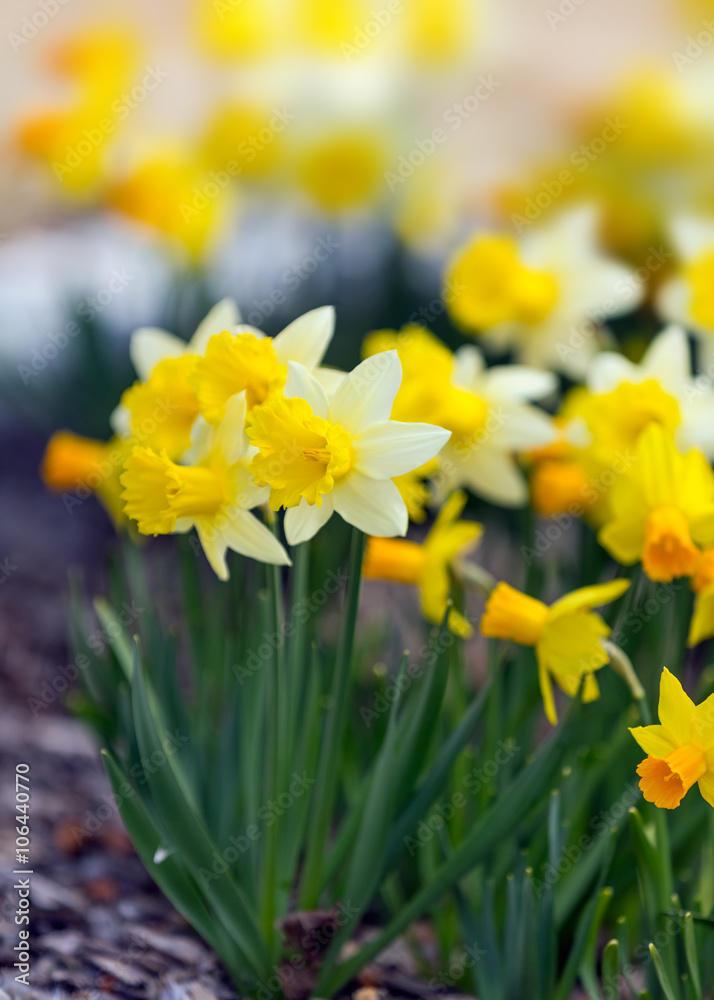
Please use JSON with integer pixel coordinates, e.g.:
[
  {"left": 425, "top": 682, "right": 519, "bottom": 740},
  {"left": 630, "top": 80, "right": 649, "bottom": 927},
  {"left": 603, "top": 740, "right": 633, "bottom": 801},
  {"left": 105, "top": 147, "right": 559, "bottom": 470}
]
[
  {"left": 130, "top": 645, "right": 268, "bottom": 979},
  {"left": 649, "top": 943, "right": 678, "bottom": 1000},
  {"left": 94, "top": 597, "right": 135, "bottom": 681},
  {"left": 683, "top": 912, "right": 702, "bottom": 1000}
]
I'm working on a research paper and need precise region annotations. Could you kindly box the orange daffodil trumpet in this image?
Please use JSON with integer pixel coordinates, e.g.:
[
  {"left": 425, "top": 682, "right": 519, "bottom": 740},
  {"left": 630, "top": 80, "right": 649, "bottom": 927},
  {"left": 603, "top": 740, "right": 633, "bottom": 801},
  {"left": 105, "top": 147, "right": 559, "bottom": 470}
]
[
  {"left": 630, "top": 668, "right": 714, "bottom": 810},
  {"left": 363, "top": 490, "right": 482, "bottom": 636},
  {"left": 481, "top": 578, "right": 630, "bottom": 724},
  {"left": 598, "top": 423, "right": 714, "bottom": 583},
  {"left": 121, "top": 394, "right": 290, "bottom": 579},
  {"left": 247, "top": 352, "right": 451, "bottom": 545}
]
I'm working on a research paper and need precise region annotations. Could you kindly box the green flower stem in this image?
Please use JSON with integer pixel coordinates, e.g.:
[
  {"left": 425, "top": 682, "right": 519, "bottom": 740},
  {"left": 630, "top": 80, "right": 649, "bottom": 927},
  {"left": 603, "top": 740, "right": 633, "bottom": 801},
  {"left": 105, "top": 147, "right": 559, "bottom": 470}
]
[
  {"left": 453, "top": 558, "right": 497, "bottom": 596},
  {"left": 299, "top": 527, "right": 365, "bottom": 910}
]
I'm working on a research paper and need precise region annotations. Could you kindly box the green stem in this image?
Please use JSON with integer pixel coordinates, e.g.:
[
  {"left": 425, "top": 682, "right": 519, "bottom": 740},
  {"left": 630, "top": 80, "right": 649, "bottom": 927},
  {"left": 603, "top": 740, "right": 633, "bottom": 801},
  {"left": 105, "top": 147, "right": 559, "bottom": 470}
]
[{"left": 299, "top": 528, "right": 365, "bottom": 909}]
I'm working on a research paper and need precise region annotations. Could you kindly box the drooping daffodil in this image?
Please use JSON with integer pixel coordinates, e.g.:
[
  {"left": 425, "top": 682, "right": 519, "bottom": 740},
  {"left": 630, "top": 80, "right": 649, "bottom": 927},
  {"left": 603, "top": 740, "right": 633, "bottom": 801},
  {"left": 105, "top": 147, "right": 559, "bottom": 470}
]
[{"left": 481, "top": 578, "right": 630, "bottom": 724}]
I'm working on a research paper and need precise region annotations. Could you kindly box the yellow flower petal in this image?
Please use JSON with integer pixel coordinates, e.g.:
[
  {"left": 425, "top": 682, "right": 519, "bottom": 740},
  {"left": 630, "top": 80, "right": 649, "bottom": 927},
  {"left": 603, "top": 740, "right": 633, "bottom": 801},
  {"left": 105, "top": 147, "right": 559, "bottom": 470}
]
[
  {"left": 548, "top": 578, "right": 630, "bottom": 619},
  {"left": 629, "top": 724, "right": 678, "bottom": 758},
  {"left": 657, "top": 667, "right": 695, "bottom": 746}
]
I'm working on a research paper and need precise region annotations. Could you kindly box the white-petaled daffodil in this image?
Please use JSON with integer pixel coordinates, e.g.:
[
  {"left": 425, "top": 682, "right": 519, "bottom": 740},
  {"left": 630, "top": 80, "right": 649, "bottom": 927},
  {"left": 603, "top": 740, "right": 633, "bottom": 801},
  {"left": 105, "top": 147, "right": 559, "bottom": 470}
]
[
  {"left": 657, "top": 216, "right": 714, "bottom": 372},
  {"left": 247, "top": 352, "right": 451, "bottom": 545},
  {"left": 445, "top": 205, "right": 644, "bottom": 378}
]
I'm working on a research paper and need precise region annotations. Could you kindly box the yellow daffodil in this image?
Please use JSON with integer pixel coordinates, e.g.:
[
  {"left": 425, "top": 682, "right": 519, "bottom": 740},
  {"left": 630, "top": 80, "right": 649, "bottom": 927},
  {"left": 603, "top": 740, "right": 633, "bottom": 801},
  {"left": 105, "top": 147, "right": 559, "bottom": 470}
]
[
  {"left": 297, "top": 132, "right": 387, "bottom": 212},
  {"left": 444, "top": 207, "right": 643, "bottom": 377},
  {"left": 405, "top": 0, "right": 472, "bottom": 64},
  {"left": 41, "top": 431, "right": 131, "bottom": 527},
  {"left": 363, "top": 490, "right": 482, "bottom": 636},
  {"left": 481, "top": 578, "right": 630, "bottom": 724},
  {"left": 585, "top": 325, "right": 714, "bottom": 460},
  {"left": 108, "top": 150, "right": 231, "bottom": 259},
  {"left": 689, "top": 548, "right": 714, "bottom": 647},
  {"left": 121, "top": 394, "right": 289, "bottom": 578},
  {"left": 630, "top": 667, "right": 714, "bottom": 809},
  {"left": 190, "top": 306, "right": 337, "bottom": 424},
  {"left": 194, "top": 0, "right": 277, "bottom": 58},
  {"left": 363, "top": 325, "right": 556, "bottom": 507},
  {"left": 16, "top": 28, "right": 139, "bottom": 196},
  {"left": 247, "top": 353, "right": 450, "bottom": 544},
  {"left": 119, "top": 356, "right": 201, "bottom": 461},
  {"left": 598, "top": 424, "right": 714, "bottom": 583},
  {"left": 199, "top": 103, "right": 283, "bottom": 180}
]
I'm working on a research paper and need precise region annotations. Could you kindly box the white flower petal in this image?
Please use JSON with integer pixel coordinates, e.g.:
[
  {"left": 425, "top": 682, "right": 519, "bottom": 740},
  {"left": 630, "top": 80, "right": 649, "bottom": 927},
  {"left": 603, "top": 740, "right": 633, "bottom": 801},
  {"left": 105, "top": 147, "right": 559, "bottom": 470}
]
[
  {"left": 458, "top": 447, "right": 528, "bottom": 507},
  {"left": 332, "top": 473, "right": 407, "bottom": 537},
  {"left": 669, "top": 215, "right": 714, "bottom": 260},
  {"left": 315, "top": 366, "right": 347, "bottom": 396},
  {"left": 587, "top": 352, "right": 638, "bottom": 393},
  {"left": 110, "top": 402, "right": 131, "bottom": 437},
  {"left": 196, "top": 522, "right": 229, "bottom": 580},
  {"left": 656, "top": 277, "right": 691, "bottom": 331},
  {"left": 285, "top": 496, "right": 335, "bottom": 545},
  {"left": 490, "top": 406, "right": 556, "bottom": 450},
  {"left": 329, "top": 351, "right": 402, "bottom": 434},
  {"left": 189, "top": 298, "right": 241, "bottom": 354},
  {"left": 182, "top": 414, "right": 213, "bottom": 464},
  {"left": 482, "top": 366, "right": 557, "bottom": 402},
  {"left": 130, "top": 328, "right": 185, "bottom": 380},
  {"left": 353, "top": 421, "right": 450, "bottom": 478},
  {"left": 641, "top": 325, "right": 691, "bottom": 391},
  {"left": 452, "top": 346, "right": 485, "bottom": 388},
  {"left": 273, "top": 306, "right": 335, "bottom": 368},
  {"left": 222, "top": 510, "right": 292, "bottom": 566},
  {"left": 284, "top": 362, "right": 329, "bottom": 417}
]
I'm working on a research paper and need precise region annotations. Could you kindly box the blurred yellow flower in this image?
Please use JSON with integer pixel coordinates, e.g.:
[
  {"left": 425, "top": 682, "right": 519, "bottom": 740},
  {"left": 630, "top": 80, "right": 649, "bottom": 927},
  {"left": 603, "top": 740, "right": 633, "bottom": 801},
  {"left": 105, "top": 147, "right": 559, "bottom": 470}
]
[
  {"left": 393, "top": 458, "right": 439, "bottom": 523},
  {"left": 443, "top": 207, "right": 643, "bottom": 377},
  {"left": 199, "top": 103, "right": 285, "bottom": 181},
  {"left": 298, "top": 132, "right": 387, "bottom": 212},
  {"left": 689, "top": 548, "right": 714, "bottom": 647},
  {"left": 363, "top": 490, "right": 482, "bottom": 636},
  {"left": 481, "top": 578, "right": 630, "bottom": 724},
  {"left": 108, "top": 151, "right": 231, "bottom": 259},
  {"left": 406, "top": 0, "right": 472, "bottom": 64},
  {"left": 41, "top": 431, "right": 131, "bottom": 527},
  {"left": 598, "top": 424, "right": 714, "bottom": 583},
  {"left": 195, "top": 0, "right": 277, "bottom": 58},
  {"left": 630, "top": 667, "right": 714, "bottom": 809}
]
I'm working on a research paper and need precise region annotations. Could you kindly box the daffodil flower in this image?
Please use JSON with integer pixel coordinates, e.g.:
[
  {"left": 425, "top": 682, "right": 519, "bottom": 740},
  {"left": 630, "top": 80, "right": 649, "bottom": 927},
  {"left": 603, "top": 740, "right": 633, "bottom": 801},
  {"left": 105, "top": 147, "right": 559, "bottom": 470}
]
[
  {"left": 363, "top": 325, "right": 556, "bottom": 507},
  {"left": 585, "top": 325, "right": 714, "bottom": 459},
  {"left": 689, "top": 548, "right": 714, "bottom": 647},
  {"left": 598, "top": 423, "right": 714, "bottom": 583},
  {"left": 658, "top": 216, "right": 714, "bottom": 372},
  {"left": 121, "top": 394, "right": 290, "bottom": 579},
  {"left": 247, "top": 352, "right": 451, "bottom": 545},
  {"left": 362, "top": 490, "right": 482, "bottom": 636},
  {"left": 190, "top": 306, "right": 337, "bottom": 424},
  {"left": 41, "top": 431, "right": 131, "bottom": 528},
  {"left": 444, "top": 206, "right": 644, "bottom": 378},
  {"left": 110, "top": 299, "right": 243, "bottom": 445},
  {"left": 630, "top": 667, "right": 714, "bottom": 809},
  {"left": 481, "top": 578, "right": 630, "bottom": 724}
]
